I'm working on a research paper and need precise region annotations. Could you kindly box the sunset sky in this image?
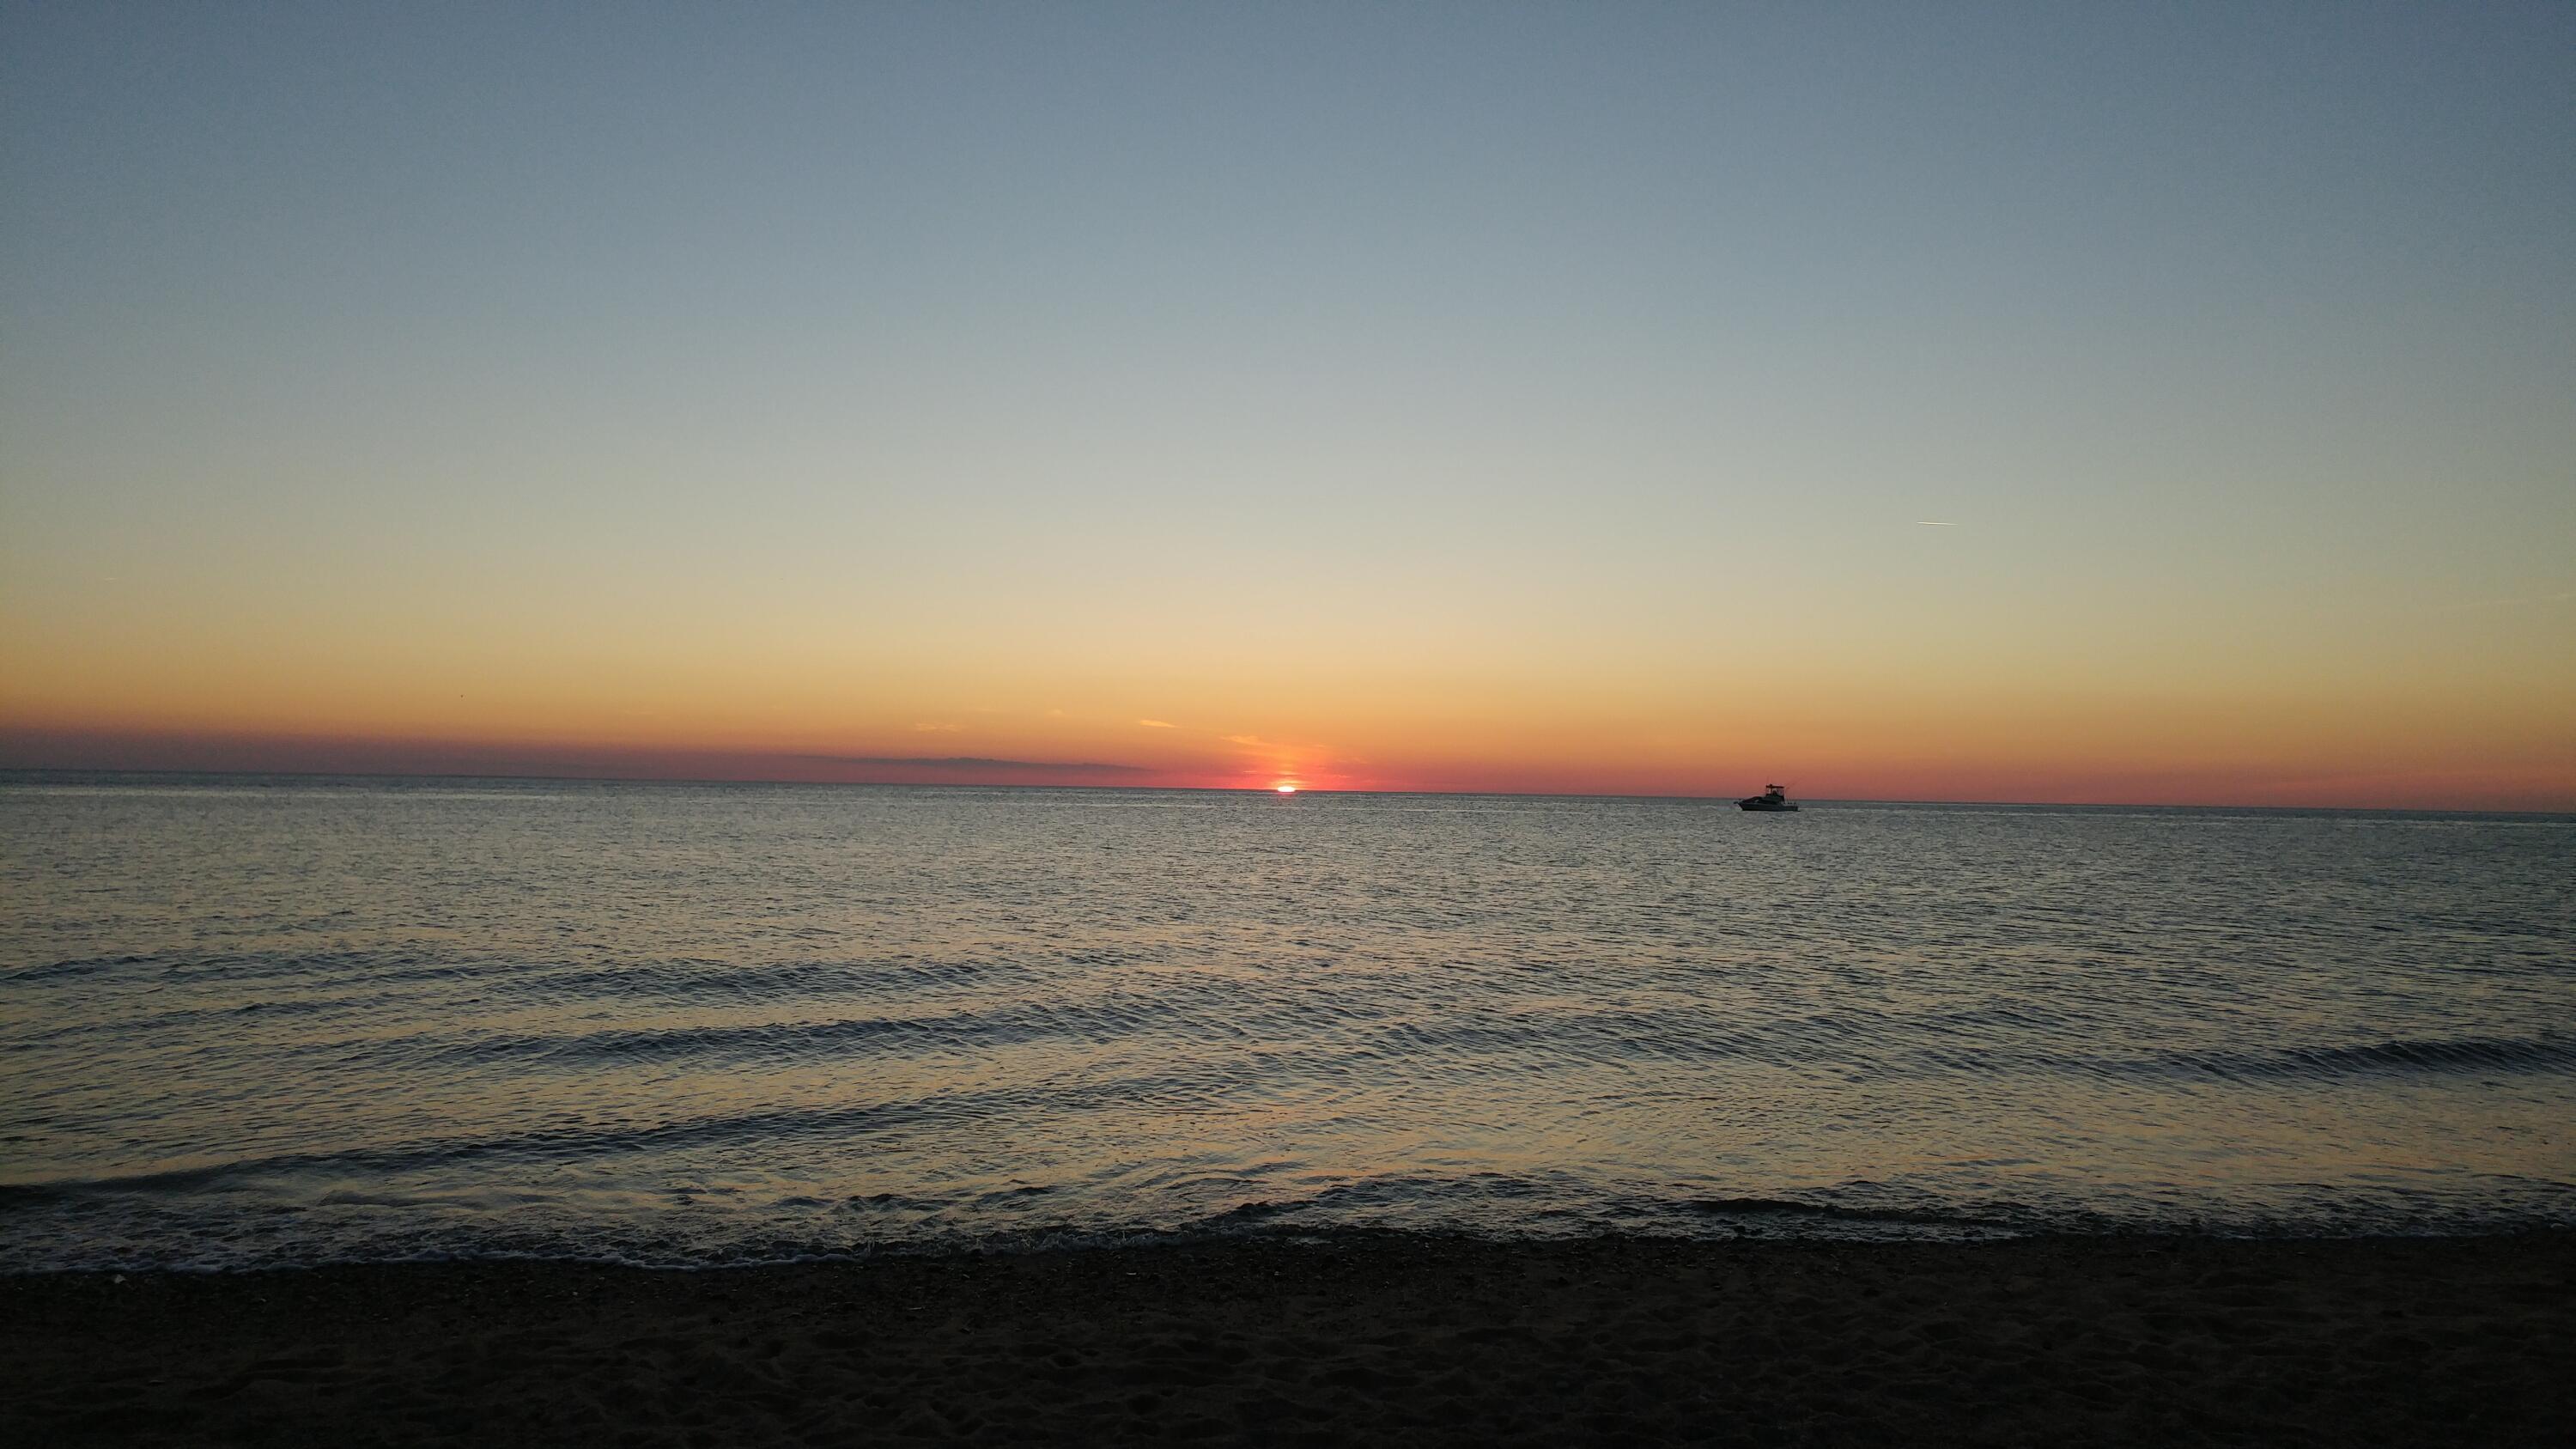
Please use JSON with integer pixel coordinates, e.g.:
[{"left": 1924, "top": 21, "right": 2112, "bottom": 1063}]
[{"left": 4, "top": 3, "right": 2570, "bottom": 807}]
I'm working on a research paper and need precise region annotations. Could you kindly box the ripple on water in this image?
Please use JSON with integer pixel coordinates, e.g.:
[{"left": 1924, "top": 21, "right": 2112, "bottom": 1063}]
[{"left": 3, "top": 777, "right": 2572, "bottom": 1269}]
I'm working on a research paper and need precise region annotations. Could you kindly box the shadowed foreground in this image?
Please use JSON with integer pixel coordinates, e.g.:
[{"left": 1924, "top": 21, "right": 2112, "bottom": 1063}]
[{"left": 4, "top": 1234, "right": 2568, "bottom": 1446}]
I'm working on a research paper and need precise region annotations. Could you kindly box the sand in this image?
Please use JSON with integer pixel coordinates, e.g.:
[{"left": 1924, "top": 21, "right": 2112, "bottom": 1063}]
[{"left": 4, "top": 1233, "right": 2569, "bottom": 1446}]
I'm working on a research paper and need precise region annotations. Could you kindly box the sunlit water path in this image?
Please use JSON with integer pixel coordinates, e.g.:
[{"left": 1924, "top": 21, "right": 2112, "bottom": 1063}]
[{"left": 3, "top": 775, "right": 2569, "bottom": 1269}]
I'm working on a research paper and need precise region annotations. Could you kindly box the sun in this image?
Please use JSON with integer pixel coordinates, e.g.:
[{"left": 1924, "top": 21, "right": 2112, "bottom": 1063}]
[{"left": 1273, "top": 783, "right": 1298, "bottom": 794}]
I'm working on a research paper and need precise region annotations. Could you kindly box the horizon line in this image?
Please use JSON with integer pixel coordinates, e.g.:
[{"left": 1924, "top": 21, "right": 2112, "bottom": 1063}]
[{"left": 3, "top": 764, "right": 2566, "bottom": 819}]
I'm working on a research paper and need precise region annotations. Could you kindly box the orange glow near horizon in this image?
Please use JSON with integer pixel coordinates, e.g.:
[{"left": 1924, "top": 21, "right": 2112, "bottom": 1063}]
[
  {"left": 3, "top": 539, "right": 2571, "bottom": 811},
  {"left": 3, "top": 672, "right": 2570, "bottom": 810}
]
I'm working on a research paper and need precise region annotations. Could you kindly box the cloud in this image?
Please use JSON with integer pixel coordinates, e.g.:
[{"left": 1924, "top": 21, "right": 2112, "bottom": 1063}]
[
  {"left": 1914, "top": 520, "right": 1957, "bottom": 527},
  {"left": 1222, "top": 734, "right": 1267, "bottom": 746},
  {"left": 797, "top": 755, "right": 1151, "bottom": 775},
  {"left": 1137, "top": 718, "right": 1177, "bottom": 728}
]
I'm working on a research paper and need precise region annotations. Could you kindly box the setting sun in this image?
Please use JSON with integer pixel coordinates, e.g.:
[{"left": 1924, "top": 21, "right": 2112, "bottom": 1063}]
[{"left": 1274, "top": 784, "right": 1298, "bottom": 794}]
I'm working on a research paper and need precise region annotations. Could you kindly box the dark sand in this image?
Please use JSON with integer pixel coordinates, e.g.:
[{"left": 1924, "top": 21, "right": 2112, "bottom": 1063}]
[{"left": 5, "top": 1233, "right": 2569, "bottom": 1446}]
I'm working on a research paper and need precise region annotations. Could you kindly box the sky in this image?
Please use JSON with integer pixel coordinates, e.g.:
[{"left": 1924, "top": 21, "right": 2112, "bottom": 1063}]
[{"left": 3, "top": 2, "right": 2570, "bottom": 807}]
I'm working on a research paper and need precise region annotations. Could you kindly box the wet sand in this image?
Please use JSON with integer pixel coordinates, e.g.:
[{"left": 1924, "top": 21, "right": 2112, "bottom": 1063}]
[{"left": 5, "top": 1233, "right": 2568, "bottom": 1446}]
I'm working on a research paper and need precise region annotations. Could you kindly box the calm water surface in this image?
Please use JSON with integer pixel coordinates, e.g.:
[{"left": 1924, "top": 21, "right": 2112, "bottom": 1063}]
[{"left": 3, "top": 775, "right": 2570, "bottom": 1269}]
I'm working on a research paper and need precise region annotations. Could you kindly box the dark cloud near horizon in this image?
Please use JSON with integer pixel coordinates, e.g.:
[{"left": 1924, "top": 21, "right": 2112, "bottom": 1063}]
[{"left": 797, "top": 755, "right": 1151, "bottom": 776}]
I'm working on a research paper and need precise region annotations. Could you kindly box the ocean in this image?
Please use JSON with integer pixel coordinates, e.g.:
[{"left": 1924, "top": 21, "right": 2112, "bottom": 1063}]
[{"left": 2, "top": 773, "right": 2569, "bottom": 1269}]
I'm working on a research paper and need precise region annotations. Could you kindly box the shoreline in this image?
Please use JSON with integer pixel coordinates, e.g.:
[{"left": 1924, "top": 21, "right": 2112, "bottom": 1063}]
[{"left": 7, "top": 1233, "right": 2568, "bottom": 1446}]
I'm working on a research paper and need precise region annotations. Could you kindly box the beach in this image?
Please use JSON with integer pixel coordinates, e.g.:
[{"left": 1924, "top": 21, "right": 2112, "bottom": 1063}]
[{"left": 7, "top": 1233, "right": 2569, "bottom": 1446}]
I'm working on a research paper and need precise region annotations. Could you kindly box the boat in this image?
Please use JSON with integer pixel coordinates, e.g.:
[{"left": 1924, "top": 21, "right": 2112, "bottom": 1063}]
[{"left": 1737, "top": 784, "right": 1798, "bottom": 812}]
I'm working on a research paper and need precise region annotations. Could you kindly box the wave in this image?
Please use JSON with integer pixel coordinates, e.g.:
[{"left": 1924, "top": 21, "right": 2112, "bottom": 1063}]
[
  {"left": 422, "top": 995, "right": 1245, "bottom": 1068},
  {"left": 10, "top": 1169, "right": 2572, "bottom": 1275},
  {"left": 0, "top": 1056, "right": 1304, "bottom": 1203},
  {"left": 0, "top": 1100, "right": 926, "bottom": 1202},
  {"left": 2111, "top": 1034, "right": 2576, "bottom": 1082}
]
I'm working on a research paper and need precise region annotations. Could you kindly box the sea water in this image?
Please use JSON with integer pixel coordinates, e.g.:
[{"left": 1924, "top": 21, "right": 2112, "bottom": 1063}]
[{"left": 3, "top": 774, "right": 2569, "bottom": 1269}]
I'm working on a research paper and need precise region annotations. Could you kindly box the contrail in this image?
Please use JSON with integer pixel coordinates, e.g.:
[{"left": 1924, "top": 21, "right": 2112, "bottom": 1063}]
[{"left": 1914, "top": 521, "right": 1956, "bottom": 527}]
